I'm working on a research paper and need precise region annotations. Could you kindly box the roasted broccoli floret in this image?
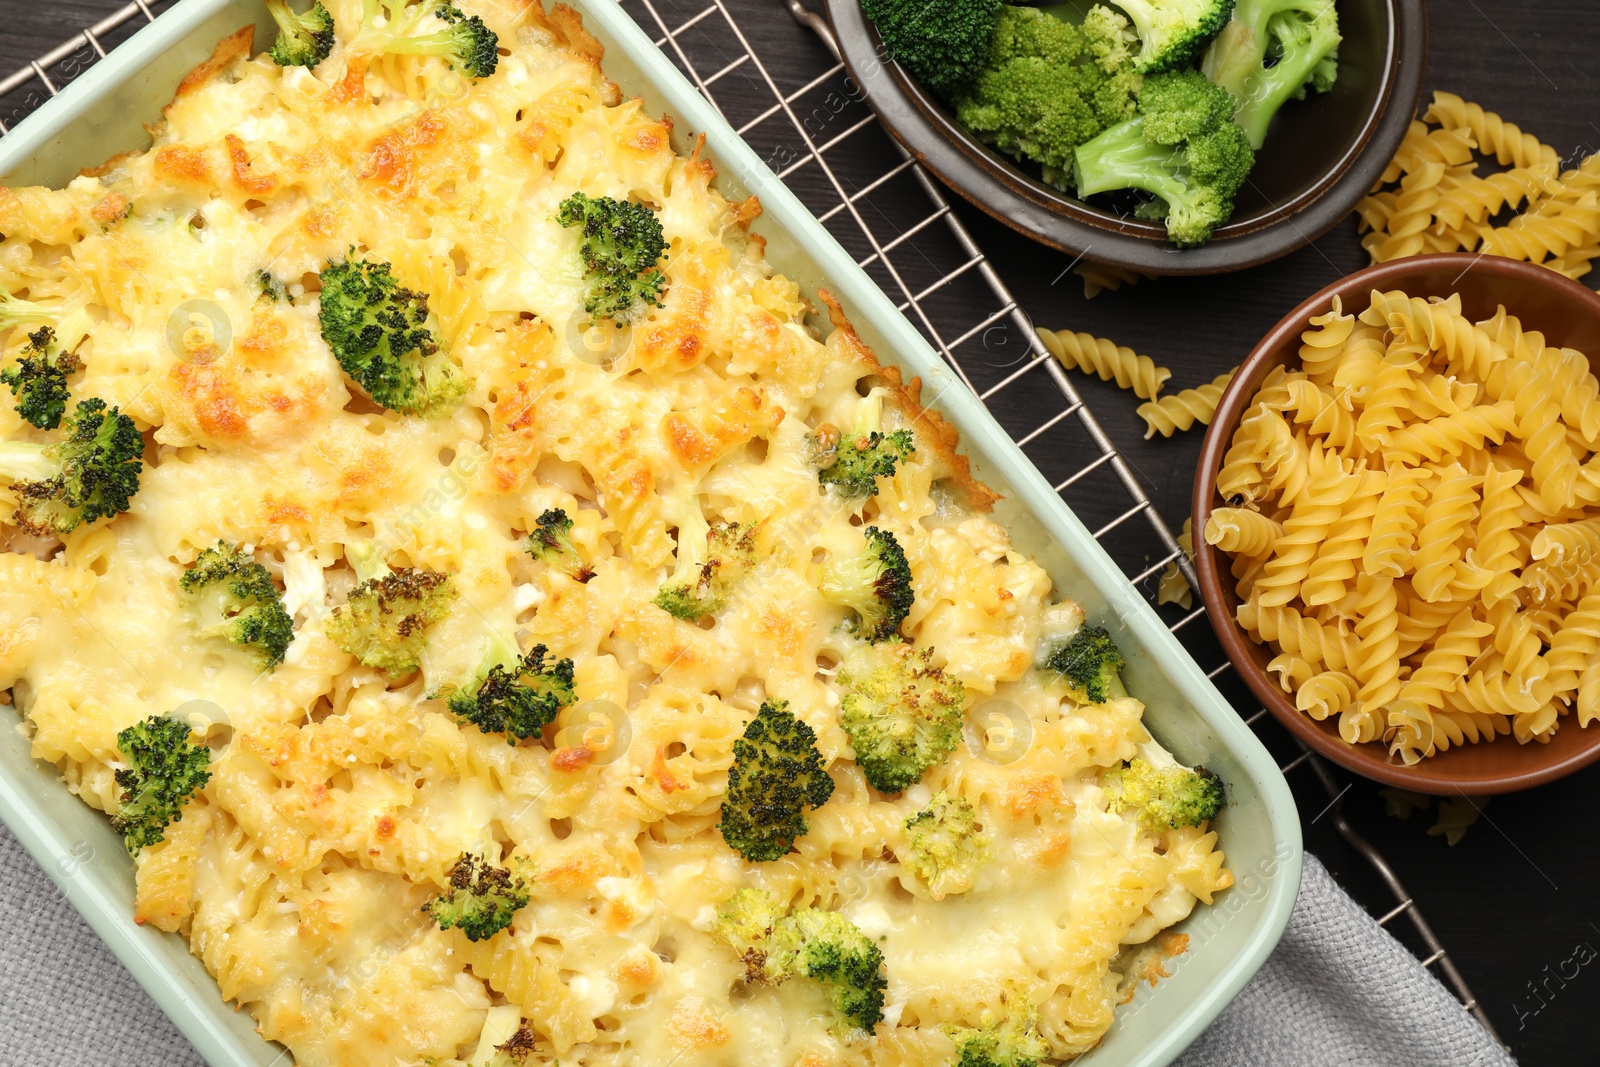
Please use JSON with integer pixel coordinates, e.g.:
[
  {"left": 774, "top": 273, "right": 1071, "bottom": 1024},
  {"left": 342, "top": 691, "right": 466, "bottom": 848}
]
[
  {"left": 255, "top": 268, "right": 288, "bottom": 303},
  {"left": 110, "top": 715, "right": 212, "bottom": 855},
  {"left": 815, "top": 426, "right": 915, "bottom": 498},
  {"left": 818, "top": 527, "right": 914, "bottom": 643},
  {"left": 527, "top": 507, "right": 594, "bottom": 583},
  {"left": 180, "top": 541, "right": 295, "bottom": 671},
  {"left": 1104, "top": 757, "right": 1224, "bottom": 829},
  {"left": 486, "top": 1025, "right": 537, "bottom": 1067},
  {"left": 423, "top": 851, "right": 529, "bottom": 941},
  {"left": 352, "top": 0, "right": 500, "bottom": 79},
  {"left": 1041, "top": 623, "right": 1126, "bottom": 703},
  {"left": 265, "top": 0, "right": 335, "bottom": 67},
  {"left": 718, "top": 700, "right": 836, "bottom": 862},
  {"left": 1201, "top": 0, "right": 1340, "bottom": 148},
  {"left": 2, "top": 326, "right": 81, "bottom": 430},
  {"left": 1107, "top": 0, "right": 1235, "bottom": 72},
  {"left": 448, "top": 641, "right": 576, "bottom": 744},
  {"left": 952, "top": 5, "right": 1143, "bottom": 184},
  {"left": 860, "top": 0, "right": 1002, "bottom": 100},
  {"left": 945, "top": 1004, "right": 1051, "bottom": 1067},
  {"left": 1074, "top": 69, "right": 1255, "bottom": 246},
  {"left": 326, "top": 554, "right": 455, "bottom": 674},
  {"left": 654, "top": 519, "right": 756, "bottom": 620},
  {"left": 557, "top": 192, "right": 669, "bottom": 321},
  {"left": 901, "top": 791, "right": 990, "bottom": 899},
  {"left": 317, "top": 252, "right": 466, "bottom": 417},
  {"left": 837, "top": 642, "right": 963, "bottom": 793},
  {"left": 714, "top": 888, "right": 888, "bottom": 1033},
  {"left": 0, "top": 397, "right": 143, "bottom": 536}
]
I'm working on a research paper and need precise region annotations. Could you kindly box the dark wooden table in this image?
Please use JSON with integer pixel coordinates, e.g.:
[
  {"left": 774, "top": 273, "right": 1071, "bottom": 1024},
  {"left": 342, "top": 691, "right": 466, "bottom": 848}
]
[{"left": 2, "top": 1, "right": 1596, "bottom": 1062}]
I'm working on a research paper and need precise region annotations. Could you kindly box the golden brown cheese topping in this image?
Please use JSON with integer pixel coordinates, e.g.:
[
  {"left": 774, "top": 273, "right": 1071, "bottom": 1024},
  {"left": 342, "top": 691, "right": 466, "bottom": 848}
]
[{"left": 0, "top": 2, "right": 1229, "bottom": 1064}]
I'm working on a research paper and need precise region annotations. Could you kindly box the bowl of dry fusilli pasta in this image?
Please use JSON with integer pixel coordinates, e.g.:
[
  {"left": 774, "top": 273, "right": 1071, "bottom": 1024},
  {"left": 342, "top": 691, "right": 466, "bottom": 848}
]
[{"left": 1194, "top": 254, "right": 1600, "bottom": 793}]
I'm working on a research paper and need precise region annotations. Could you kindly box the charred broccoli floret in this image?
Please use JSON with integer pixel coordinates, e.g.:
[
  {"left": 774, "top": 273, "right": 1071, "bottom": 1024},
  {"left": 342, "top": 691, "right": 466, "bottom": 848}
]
[
  {"left": 265, "top": 0, "right": 335, "bottom": 67},
  {"left": 1104, "top": 757, "right": 1224, "bottom": 829},
  {"left": 2, "top": 326, "right": 81, "bottom": 430},
  {"left": 945, "top": 1004, "right": 1051, "bottom": 1067},
  {"left": 1107, "top": 0, "right": 1235, "bottom": 72},
  {"left": 254, "top": 268, "right": 288, "bottom": 303},
  {"left": 0, "top": 397, "right": 143, "bottom": 536},
  {"left": 325, "top": 553, "right": 455, "bottom": 674},
  {"left": 317, "top": 252, "right": 465, "bottom": 417},
  {"left": 180, "top": 542, "right": 295, "bottom": 671},
  {"left": 110, "top": 715, "right": 212, "bottom": 855},
  {"left": 654, "top": 519, "right": 757, "bottom": 621},
  {"left": 486, "top": 1024, "right": 537, "bottom": 1066},
  {"left": 837, "top": 642, "right": 963, "bottom": 793},
  {"left": 527, "top": 507, "right": 594, "bottom": 583},
  {"left": 718, "top": 700, "right": 835, "bottom": 862},
  {"left": 818, "top": 527, "right": 914, "bottom": 643},
  {"left": 352, "top": 0, "right": 499, "bottom": 79},
  {"left": 714, "top": 888, "right": 887, "bottom": 1033},
  {"left": 860, "top": 0, "right": 1002, "bottom": 100},
  {"left": 900, "top": 791, "right": 990, "bottom": 899},
  {"left": 448, "top": 641, "right": 576, "bottom": 744},
  {"left": 557, "top": 192, "right": 669, "bottom": 321},
  {"left": 1041, "top": 623, "right": 1126, "bottom": 703},
  {"left": 423, "top": 851, "right": 529, "bottom": 941}
]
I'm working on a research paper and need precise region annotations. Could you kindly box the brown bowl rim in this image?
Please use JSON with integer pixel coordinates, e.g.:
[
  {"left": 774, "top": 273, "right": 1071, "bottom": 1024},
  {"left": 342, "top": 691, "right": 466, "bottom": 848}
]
[
  {"left": 823, "top": 0, "right": 1428, "bottom": 275},
  {"left": 1193, "top": 253, "right": 1600, "bottom": 794}
]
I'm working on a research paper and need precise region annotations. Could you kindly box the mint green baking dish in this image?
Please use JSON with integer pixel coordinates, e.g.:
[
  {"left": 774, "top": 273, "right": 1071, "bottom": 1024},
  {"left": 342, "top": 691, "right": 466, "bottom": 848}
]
[{"left": 0, "top": 2, "right": 1301, "bottom": 1064}]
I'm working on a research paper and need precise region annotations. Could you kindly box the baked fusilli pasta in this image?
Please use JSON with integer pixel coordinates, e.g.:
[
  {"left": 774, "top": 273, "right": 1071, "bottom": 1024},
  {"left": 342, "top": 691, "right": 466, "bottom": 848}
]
[{"left": 1210, "top": 287, "right": 1600, "bottom": 760}]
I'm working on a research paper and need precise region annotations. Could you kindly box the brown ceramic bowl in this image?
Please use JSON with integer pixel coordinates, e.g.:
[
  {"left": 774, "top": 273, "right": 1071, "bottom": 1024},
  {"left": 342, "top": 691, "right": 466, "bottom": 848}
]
[
  {"left": 1194, "top": 254, "right": 1600, "bottom": 794},
  {"left": 826, "top": 0, "right": 1426, "bottom": 274}
]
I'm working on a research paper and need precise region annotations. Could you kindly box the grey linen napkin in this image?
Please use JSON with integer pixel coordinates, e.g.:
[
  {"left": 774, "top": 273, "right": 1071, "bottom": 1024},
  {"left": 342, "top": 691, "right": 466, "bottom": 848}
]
[{"left": 0, "top": 823, "right": 1514, "bottom": 1067}]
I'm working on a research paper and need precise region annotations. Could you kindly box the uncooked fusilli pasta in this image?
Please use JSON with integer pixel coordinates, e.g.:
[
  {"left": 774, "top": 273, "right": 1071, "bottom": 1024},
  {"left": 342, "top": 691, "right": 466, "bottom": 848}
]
[{"left": 1037, "top": 328, "right": 1171, "bottom": 400}]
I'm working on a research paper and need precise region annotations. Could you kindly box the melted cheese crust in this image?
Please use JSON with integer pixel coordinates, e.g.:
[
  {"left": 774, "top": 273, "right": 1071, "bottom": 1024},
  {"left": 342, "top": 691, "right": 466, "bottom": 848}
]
[{"left": 0, "top": 3, "right": 1229, "bottom": 1064}]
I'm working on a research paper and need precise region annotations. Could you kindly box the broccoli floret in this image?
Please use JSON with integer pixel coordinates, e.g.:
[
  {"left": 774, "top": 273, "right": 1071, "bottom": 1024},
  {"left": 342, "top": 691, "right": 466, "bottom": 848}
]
[
  {"left": 317, "top": 252, "right": 466, "bottom": 417},
  {"left": 953, "top": 6, "right": 1143, "bottom": 182},
  {"left": 527, "top": 507, "right": 594, "bottom": 583},
  {"left": 0, "top": 397, "right": 143, "bottom": 536},
  {"left": 1074, "top": 69, "right": 1255, "bottom": 246},
  {"left": 1041, "top": 623, "right": 1125, "bottom": 703},
  {"left": 946, "top": 1004, "right": 1050, "bottom": 1067},
  {"left": 815, "top": 427, "right": 915, "bottom": 498},
  {"left": 2, "top": 326, "right": 81, "bottom": 430},
  {"left": 714, "top": 888, "right": 887, "bottom": 1033},
  {"left": 352, "top": 0, "right": 499, "bottom": 78},
  {"left": 557, "top": 192, "right": 668, "bottom": 321},
  {"left": 265, "top": 0, "right": 335, "bottom": 67},
  {"left": 1107, "top": 0, "right": 1234, "bottom": 72},
  {"left": 423, "top": 851, "right": 529, "bottom": 941},
  {"left": 180, "top": 542, "right": 294, "bottom": 671},
  {"left": 1201, "top": 0, "right": 1339, "bottom": 148},
  {"left": 837, "top": 642, "right": 963, "bottom": 793},
  {"left": 255, "top": 269, "right": 288, "bottom": 304},
  {"left": 486, "top": 1025, "right": 537, "bottom": 1067},
  {"left": 448, "top": 642, "right": 576, "bottom": 744},
  {"left": 901, "top": 791, "right": 990, "bottom": 899},
  {"left": 860, "top": 0, "right": 1002, "bottom": 100},
  {"left": 718, "top": 700, "right": 835, "bottom": 862},
  {"left": 654, "top": 519, "right": 756, "bottom": 620},
  {"left": 326, "top": 558, "right": 455, "bottom": 675},
  {"left": 1103, "top": 757, "right": 1224, "bottom": 829},
  {"left": 109, "top": 715, "right": 212, "bottom": 855},
  {"left": 818, "top": 527, "right": 914, "bottom": 643}
]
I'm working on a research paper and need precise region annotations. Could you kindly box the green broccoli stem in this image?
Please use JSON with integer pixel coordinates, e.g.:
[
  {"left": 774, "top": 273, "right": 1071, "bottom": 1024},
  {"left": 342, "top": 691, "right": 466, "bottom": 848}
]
[
  {"left": 0, "top": 441, "right": 55, "bottom": 485},
  {"left": 1229, "top": 26, "right": 1338, "bottom": 148},
  {"left": 1201, "top": 0, "right": 1312, "bottom": 99},
  {"left": 1074, "top": 117, "right": 1197, "bottom": 213}
]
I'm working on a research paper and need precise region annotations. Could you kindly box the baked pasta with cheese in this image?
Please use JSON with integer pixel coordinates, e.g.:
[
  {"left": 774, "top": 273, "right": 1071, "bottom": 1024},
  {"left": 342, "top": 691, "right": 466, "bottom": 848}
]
[{"left": 0, "top": 2, "right": 1231, "bottom": 1064}]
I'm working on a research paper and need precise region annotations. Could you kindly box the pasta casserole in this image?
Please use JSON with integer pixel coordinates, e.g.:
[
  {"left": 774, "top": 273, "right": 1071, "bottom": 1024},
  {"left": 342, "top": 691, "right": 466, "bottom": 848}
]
[{"left": 0, "top": 2, "right": 1230, "bottom": 1064}]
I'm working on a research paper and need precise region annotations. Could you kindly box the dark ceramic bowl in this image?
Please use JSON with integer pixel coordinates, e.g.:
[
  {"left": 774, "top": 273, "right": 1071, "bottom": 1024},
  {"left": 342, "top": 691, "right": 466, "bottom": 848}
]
[
  {"left": 1194, "top": 254, "right": 1600, "bottom": 794},
  {"left": 825, "top": 0, "right": 1427, "bottom": 274}
]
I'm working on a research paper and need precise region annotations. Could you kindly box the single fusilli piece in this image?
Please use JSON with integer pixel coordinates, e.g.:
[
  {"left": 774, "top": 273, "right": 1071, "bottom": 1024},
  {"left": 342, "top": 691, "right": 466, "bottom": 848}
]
[
  {"left": 1424, "top": 91, "right": 1559, "bottom": 169},
  {"left": 1036, "top": 328, "right": 1171, "bottom": 400},
  {"left": 1203, "top": 507, "right": 1283, "bottom": 558},
  {"left": 1138, "top": 370, "right": 1236, "bottom": 439},
  {"left": 1072, "top": 262, "right": 1151, "bottom": 299},
  {"left": 1157, "top": 518, "right": 1194, "bottom": 609}
]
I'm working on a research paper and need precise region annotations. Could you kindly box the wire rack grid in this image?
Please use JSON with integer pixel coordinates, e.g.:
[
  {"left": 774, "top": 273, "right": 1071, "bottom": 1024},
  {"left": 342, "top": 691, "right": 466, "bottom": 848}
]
[{"left": 0, "top": 0, "right": 1498, "bottom": 1045}]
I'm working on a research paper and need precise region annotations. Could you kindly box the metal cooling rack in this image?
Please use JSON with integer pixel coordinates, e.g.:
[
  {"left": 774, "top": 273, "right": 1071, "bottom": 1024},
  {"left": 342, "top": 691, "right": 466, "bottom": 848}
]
[{"left": 0, "top": 0, "right": 1499, "bottom": 1044}]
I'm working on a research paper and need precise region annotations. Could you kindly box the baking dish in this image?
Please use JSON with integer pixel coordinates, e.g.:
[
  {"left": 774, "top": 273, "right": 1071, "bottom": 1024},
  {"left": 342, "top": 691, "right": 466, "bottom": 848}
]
[{"left": 0, "top": 2, "right": 1301, "bottom": 1064}]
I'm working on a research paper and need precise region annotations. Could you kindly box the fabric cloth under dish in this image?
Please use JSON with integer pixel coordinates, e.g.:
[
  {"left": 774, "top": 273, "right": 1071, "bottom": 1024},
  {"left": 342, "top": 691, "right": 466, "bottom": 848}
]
[{"left": 0, "top": 823, "right": 1515, "bottom": 1066}]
